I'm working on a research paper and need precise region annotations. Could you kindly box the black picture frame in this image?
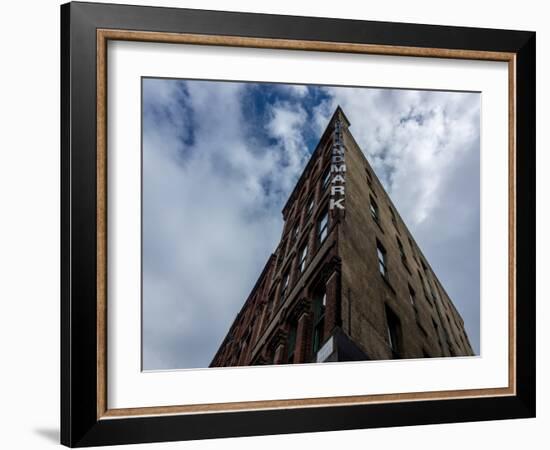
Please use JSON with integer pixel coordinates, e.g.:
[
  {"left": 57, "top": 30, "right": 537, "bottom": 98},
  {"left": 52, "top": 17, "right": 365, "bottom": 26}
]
[{"left": 61, "top": 1, "right": 535, "bottom": 447}]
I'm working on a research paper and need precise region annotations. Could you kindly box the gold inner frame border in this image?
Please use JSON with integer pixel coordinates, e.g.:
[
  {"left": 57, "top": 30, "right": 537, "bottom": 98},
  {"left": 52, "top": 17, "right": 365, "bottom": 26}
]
[{"left": 96, "top": 28, "right": 517, "bottom": 420}]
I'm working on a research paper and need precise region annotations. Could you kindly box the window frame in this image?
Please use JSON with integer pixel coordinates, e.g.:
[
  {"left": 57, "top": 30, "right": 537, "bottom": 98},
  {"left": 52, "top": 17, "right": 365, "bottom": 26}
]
[
  {"left": 306, "top": 195, "right": 315, "bottom": 218},
  {"left": 312, "top": 292, "right": 327, "bottom": 355},
  {"left": 389, "top": 205, "right": 400, "bottom": 233},
  {"left": 287, "top": 321, "right": 297, "bottom": 364},
  {"left": 293, "top": 222, "right": 301, "bottom": 242},
  {"left": 370, "top": 195, "right": 379, "bottom": 222},
  {"left": 385, "top": 304, "right": 401, "bottom": 358},
  {"left": 280, "top": 271, "right": 290, "bottom": 303},
  {"left": 321, "top": 166, "right": 331, "bottom": 190},
  {"left": 365, "top": 167, "right": 373, "bottom": 186},
  {"left": 397, "top": 236, "right": 406, "bottom": 260},
  {"left": 298, "top": 243, "right": 308, "bottom": 273},
  {"left": 376, "top": 240, "right": 388, "bottom": 279},
  {"left": 408, "top": 283, "right": 416, "bottom": 306},
  {"left": 317, "top": 208, "right": 329, "bottom": 244}
]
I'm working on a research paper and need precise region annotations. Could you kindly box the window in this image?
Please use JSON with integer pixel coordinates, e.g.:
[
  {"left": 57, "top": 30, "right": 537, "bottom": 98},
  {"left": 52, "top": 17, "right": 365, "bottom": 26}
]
[
  {"left": 408, "top": 236, "right": 419, "bottom": 264},
  {"left": 322, "top": 166, "right": 331, "bottom": 189},
  {"left": 287, "top": 322, "right": 297, "bottom": 364},
  {"left": 418, "top": 270, "right": 430, "bottom": 303},
  {"left": 312, "top": 292, "right": 327, "bottom": 354},
  {"left": 432, "top": 317, "right": 442, "bottom": 349},
  {"left": 388, "top": 206, "right": 397, "bottom": 227},
  {"left": 385, "top": 305, "right": 401, "bottom": 358},
  {"left": 298, "top": 243, "right": 308, "bottom": 273},
  {"left": 408, "top": 284, "right": 416, "bottom": 306},
  {"left": 293, "top": 223, "right": 300, "bottom": 241},
  {"left": 366, "top": 167, "right": 373, "bottom": 186},
  {"left": 276, "top": 241, "right": 286, "bottom": 269},
  {"left": 280, "top": 272, "right": 290, "bottom": 303},
  {"left": 424, "top": 277, "right": 435, "bottom": 303},
  {"left": 377, "top": 240, "right": 388, "bottom": 278},
  {"left": 431, "top": 285, "right": 439, "bottom": 302},
  {"left": 417, "top": 270, "right": 424, "bottom": 287},
  {"left": 318, "top": 209, "right": 329, "bottom": 243},
  {"left": 370, "top": 195, "right": 379, "bottom": 222},
  {"left": 239, "top": 331, "right": 251, "bottom": 365},
  {"left": 306, "top": 196, "right": 315, "bottom": 217},
  {"left": 389, "top": 206, "right": 401, "bottom": 235},
  {"left": 267, "top": 292, "right": 276, "bottom": 317},
  {"left": 397, "top": 237, "right": 406, "bottom": 260},
  {"left": 421, "top": 260, "right": 428, "bottom": 273},
  {"left": 448, "top": 341, "right": 457, "bottom": 357},
  {"left": 434, "top": 282, "right": 443, "bottom": 303}
]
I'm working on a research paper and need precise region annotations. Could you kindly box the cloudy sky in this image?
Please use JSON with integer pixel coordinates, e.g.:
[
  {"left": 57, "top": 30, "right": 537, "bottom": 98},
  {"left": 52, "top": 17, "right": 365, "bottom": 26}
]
[{"left": 142, "top": 78, "right": 480, "bottom": 370}]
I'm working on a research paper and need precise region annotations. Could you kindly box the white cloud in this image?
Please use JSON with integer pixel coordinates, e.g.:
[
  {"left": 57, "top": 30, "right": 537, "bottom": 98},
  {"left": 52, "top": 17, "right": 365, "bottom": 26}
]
[
  {"left": 313, "top": 88, "right": 479, "bottom": 224},
  {"left": 265, "top": 101, "right": 310, "bottom": 192},
  {"left": 278, "top": 84, "right": 309, "bottom": 98},
  {"left": 143, "top": 81, "right": 317, "bottom": 369}
]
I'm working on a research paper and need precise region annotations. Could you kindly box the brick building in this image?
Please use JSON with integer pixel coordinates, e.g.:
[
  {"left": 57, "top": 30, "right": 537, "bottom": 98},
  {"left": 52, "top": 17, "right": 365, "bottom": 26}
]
[{"left": 210, "top": 106, "right": 474, "bottom": 367}]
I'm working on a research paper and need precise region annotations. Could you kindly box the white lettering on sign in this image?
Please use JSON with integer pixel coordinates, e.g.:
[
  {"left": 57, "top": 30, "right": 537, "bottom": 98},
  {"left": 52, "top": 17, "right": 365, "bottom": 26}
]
[
  {"left": 330, "top": 198, "right": 345, "bottom": 210},
  {"left": 329, "top": 117, "right": 346, "bottom": 210},
  {"left": 330, "top": 164, "right": 346, "bottom": 173}
]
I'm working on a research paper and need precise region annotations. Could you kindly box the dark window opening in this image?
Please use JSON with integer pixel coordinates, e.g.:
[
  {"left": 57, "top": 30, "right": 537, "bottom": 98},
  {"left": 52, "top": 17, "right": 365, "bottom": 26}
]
[
  {"left": 267, "top": 292, "right": 276, "bottom": 317},
  {"left": 318, "top": 209, "right": 329, "bottom": 244},
  {"left": 322, "top": 167, "right": 331, "bottom": 190},
  {"left": 385, "top": 305, "right": 402, "bottom": 358},
  {"left": 306, "top": 196, "right": 315, "bottom": 218},
  {"left": 408, "top": 284, "right": 416, "bottom": 306},
  {"left": 418, "top": 270, "right": 430, "bottom": 303},
  {"left": 421, "top": 260, "right": 428, "bottom": 273},
  {"left": 377, "top": 240, "right": 388, "bottom": 279},
  {"left": 397, "top": 236, "right": 406, "bottom": 261},
  {"left": 298, "top": 244, "right": 308, "bottom": 273},
  {"left": 370, "top": 195, "right": 379, "bottom": 222},
  {"left": 448, "top": 341, "right": 457, "bottom": 356},
  {"left": 366, "top": 167, "right": 374, "bottom": 189},
  {"left": 293, "top": 223, "right": 300, "bottom": 242},
  {"left": 280, "top": 272, "right": 290, "bottom": 304},
  {"left": 312, "top": 292, "right": 327, "bottom": 355},
  {"left": 287, "top": 322, "right": 297, "bottom": 364},
  {"left": 389, "top": 205, "right": 400, "bottom": 233},
  {"left": 432, "top": 317, "right": 439, "bottom": 335}
]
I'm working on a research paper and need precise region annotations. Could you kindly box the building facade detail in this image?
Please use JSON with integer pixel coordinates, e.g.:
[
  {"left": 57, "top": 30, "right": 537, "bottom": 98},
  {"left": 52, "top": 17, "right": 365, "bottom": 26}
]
[{"left": 210, "top": 106, "right": 474, "bottom": 367}]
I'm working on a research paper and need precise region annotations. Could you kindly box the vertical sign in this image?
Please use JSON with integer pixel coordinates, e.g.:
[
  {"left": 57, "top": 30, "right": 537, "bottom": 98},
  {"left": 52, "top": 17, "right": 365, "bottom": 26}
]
[{"left": 329, "top": 117, "right": 345, "bottom": 210}]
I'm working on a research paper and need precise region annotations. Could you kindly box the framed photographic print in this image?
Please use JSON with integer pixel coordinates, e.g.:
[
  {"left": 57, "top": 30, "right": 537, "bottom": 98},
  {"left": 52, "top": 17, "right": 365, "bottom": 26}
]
[{"left": 60, "top": 1, "right": 536, "bottom": 447}]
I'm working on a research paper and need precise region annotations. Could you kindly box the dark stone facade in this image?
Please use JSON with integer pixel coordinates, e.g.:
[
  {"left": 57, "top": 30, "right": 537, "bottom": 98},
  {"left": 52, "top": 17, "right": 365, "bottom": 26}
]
[{"left": 210, "top": 107, "right": 474, "bottom": 368}]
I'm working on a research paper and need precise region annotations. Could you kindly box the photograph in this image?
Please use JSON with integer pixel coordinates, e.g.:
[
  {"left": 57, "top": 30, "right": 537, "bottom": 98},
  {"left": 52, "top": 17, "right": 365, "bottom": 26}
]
[
  {"left": 141, "top": 78, "right": 480, "bottom": 370},
  {"left": 56, "top": 2, "right": 536, "bottom": 446}
]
